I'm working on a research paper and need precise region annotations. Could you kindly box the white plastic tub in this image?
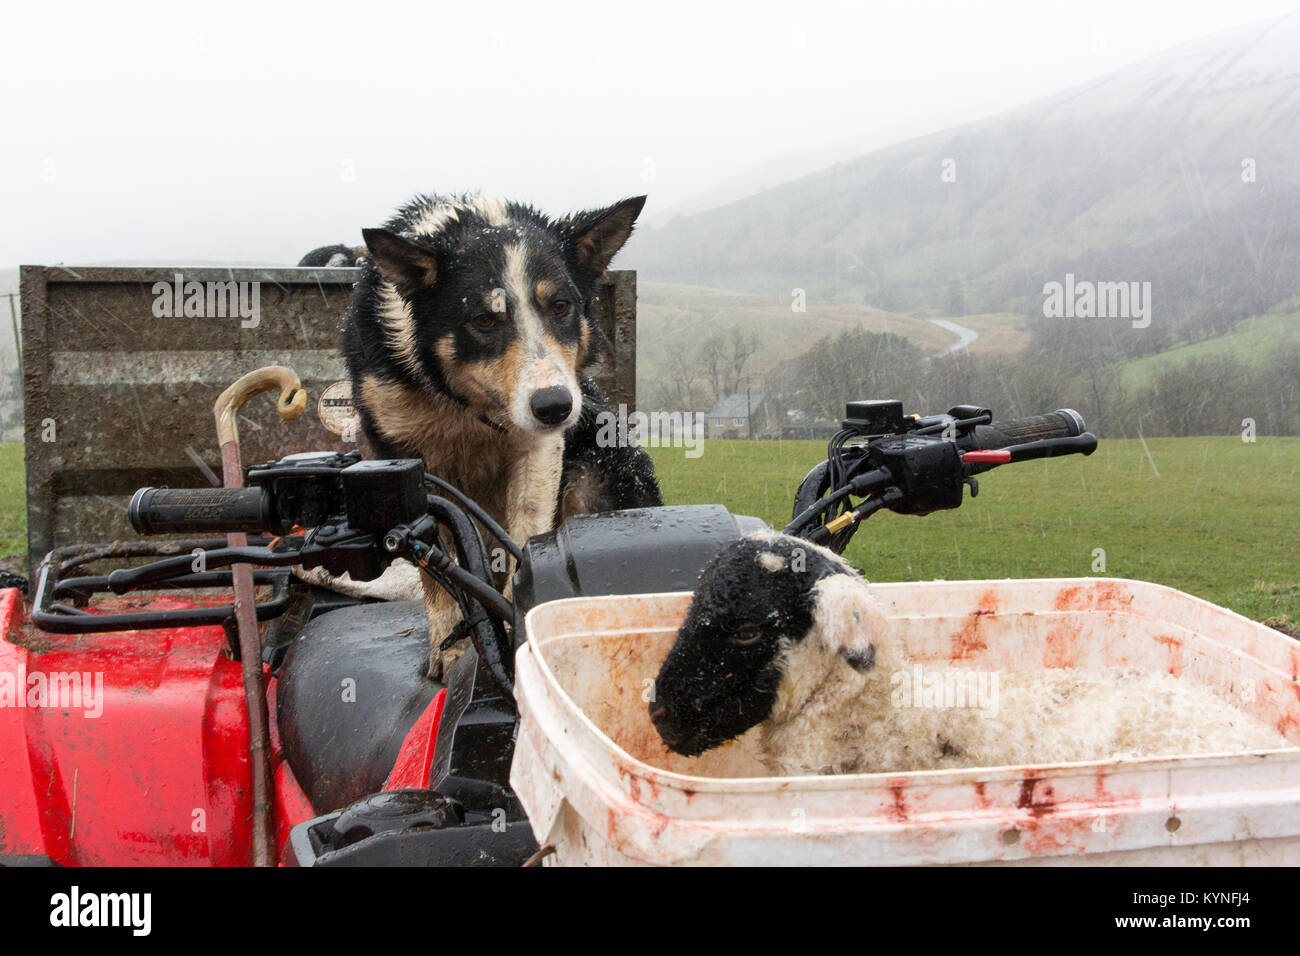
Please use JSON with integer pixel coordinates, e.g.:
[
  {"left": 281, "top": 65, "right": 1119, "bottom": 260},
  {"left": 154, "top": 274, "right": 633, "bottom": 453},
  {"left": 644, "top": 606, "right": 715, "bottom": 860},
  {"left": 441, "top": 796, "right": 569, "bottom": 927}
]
[{"left": 510, "top": 578, "right": 1300, "bottom": 866}]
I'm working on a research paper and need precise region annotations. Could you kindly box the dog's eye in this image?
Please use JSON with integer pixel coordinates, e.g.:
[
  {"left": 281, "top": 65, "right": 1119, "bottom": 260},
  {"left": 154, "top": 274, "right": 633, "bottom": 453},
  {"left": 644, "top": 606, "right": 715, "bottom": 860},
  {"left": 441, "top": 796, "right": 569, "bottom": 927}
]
[
  {"left": 550, "top": 299, "right": 570, "bottom": 316},
  {"left": 728, "top": 631, "right": 764, "bottom": 647},
  {"left": 472, "top": 314, "right": 499, "bottom": 330}
]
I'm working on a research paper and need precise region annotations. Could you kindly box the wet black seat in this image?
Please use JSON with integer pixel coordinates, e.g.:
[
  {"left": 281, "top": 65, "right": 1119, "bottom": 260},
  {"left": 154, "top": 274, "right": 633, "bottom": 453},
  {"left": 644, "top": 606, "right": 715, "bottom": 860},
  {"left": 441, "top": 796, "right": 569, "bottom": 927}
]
[{"left": 277, "top": 600, "right": 441, "bottom": 813}]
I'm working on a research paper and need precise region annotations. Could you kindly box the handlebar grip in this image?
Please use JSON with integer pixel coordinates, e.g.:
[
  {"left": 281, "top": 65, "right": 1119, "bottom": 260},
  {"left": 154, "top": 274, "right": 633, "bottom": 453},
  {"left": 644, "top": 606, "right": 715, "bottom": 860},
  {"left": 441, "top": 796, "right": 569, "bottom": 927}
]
[
  {"left": 969, "top": 409, "right": 1085, "bottom": 449},
  {"left": 128, "top": 487, "right": 276, "bottom": 535}
]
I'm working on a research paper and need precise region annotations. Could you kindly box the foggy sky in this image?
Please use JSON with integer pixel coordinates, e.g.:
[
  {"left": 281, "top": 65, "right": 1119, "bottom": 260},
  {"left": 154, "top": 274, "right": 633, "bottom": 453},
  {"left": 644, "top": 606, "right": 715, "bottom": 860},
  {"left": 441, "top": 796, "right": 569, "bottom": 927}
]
[{"left": 2, "top": 0, "right": 1296, "bottom": 270}]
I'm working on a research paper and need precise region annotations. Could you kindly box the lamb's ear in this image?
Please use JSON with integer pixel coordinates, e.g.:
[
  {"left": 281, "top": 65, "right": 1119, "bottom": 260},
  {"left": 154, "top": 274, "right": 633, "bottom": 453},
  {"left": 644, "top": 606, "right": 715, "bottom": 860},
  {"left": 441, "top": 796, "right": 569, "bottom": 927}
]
[
  {"left": 562, "top": 196, "right": 646, "bottom": 275},
  {"left": 811, "top": 574, "right": 888, "bottom": 672},
  {"left": 362, "top": 228, "right": 438, "bottom": 297}
]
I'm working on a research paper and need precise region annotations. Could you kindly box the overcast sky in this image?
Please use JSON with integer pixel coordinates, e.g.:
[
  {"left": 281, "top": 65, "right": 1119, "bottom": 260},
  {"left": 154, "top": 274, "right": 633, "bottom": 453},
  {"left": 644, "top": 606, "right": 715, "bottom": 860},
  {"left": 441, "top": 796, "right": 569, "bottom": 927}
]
[{"left": 2, "top": 0, "right": 1296, "bottom": 270}]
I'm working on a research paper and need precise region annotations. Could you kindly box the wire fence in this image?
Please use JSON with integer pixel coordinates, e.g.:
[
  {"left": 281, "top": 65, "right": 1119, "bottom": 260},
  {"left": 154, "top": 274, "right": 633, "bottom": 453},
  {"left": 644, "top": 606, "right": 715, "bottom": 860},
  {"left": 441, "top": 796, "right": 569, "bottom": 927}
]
[{"left": 2, "top": 293, "right": 22, "bottom": 441}]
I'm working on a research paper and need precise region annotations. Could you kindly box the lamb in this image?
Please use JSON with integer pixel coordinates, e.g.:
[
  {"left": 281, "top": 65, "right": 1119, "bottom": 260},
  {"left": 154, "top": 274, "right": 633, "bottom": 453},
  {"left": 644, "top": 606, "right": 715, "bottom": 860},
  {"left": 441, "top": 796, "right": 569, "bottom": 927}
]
[{"left": 649, "top": 533, "right": 1288, "bottom": 776}]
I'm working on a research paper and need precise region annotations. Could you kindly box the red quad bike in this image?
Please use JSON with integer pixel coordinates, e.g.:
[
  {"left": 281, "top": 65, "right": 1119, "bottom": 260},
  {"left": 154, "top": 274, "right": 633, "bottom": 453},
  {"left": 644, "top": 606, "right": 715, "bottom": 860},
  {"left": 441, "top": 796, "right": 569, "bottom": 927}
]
[{"left": 0, "top": 395, "right": 1095, "bottom": 866}]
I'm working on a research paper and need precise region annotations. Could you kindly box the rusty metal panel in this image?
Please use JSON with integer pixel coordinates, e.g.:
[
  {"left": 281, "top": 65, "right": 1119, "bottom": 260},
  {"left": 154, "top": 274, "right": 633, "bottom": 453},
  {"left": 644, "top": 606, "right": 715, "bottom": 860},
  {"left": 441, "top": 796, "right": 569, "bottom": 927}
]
[
  {"left": 591, "top": 269, "right": 637, "bottom": 412},
  {"left": 19, "top": 265, "right": 638, "bottom": 572}
]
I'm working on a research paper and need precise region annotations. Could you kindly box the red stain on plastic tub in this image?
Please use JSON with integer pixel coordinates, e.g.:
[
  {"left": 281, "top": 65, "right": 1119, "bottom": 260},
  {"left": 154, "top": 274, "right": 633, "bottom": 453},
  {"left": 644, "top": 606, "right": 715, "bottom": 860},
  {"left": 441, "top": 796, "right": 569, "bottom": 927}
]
[
  {"left": 953, "top": 590, "right": 999, "bottom": 659},
  {"left": 604, "top": 789, "right": 673, "bottom": 845},
  {"left": 619, "top": 767, "right": 661, "bottom": 804},
  {"left": 1153, "top": 634, "right": 1185, "bottom": 677},
  {"left": 1054, "top": 581, "right": 1134, "bottom": 612},
  {"left": 1042, "top": 623, "right": 1082, "bottom": 669},
  {"left": 1021, "top": 812, "right": 1100, "bottom": 856},
  {"left": 889, "top": 784, "right": 909, "bottom": 822},
  {"left": 1053, "top": 585, "right": 1083, "bottom": 611},
  {"left": 1017, "top": 777, "right": 1057, "bottom": 817}
]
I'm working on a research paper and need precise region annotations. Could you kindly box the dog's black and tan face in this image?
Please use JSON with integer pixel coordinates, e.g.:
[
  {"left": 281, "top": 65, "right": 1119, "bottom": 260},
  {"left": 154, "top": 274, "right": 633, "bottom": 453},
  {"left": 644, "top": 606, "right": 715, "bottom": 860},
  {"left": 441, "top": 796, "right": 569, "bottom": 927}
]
[{"left": 359, "top": 194, "right": 644, "bottom": 434}]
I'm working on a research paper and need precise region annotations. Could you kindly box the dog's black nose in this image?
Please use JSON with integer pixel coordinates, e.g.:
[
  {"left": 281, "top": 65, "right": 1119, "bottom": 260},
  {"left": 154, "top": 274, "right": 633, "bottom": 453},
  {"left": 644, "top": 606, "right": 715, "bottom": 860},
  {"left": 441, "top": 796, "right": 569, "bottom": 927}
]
[{"left": 529, "top": 387, "right": 573, "bottom": 426}]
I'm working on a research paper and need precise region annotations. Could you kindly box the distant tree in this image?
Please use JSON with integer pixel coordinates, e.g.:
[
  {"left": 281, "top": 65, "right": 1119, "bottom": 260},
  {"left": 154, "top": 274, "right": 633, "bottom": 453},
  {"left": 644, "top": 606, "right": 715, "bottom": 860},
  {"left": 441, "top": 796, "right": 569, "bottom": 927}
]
[
  {"left": 661, "top": 335, "right": 706, "bottom": 411},
  {"left": 699, "top": 332, "right": 725, "bottom": 405},
  {"left": 946, "top": 280, "right": 966, "bottom": 317},
  {"left": 764, "top": 327, "right": 928, "bottom": 426},
  {"left": 725, "top": 326, "right": 759, "bottom": 397}
]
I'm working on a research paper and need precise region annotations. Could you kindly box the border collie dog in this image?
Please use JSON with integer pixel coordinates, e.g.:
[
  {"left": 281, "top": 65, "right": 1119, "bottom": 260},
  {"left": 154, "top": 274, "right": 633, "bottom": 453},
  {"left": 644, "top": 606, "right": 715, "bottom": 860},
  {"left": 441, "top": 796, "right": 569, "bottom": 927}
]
[{"left": 339, "top": 193, "right": 663, "bottom": 676}]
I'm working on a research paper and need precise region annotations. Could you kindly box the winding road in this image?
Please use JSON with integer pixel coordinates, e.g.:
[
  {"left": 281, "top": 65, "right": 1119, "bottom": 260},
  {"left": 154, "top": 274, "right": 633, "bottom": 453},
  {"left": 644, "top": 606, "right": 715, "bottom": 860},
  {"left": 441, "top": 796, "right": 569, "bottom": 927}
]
[{"left": 928, "top": 318, "right": 980, "bottom": 355}]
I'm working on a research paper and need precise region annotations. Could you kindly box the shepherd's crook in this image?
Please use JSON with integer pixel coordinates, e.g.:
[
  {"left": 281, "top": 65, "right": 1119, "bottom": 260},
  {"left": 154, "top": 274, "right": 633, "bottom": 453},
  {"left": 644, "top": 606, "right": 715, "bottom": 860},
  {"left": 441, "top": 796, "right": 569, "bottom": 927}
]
[{"left": 214, "top": 367, "right": 307, "bottom": 866}]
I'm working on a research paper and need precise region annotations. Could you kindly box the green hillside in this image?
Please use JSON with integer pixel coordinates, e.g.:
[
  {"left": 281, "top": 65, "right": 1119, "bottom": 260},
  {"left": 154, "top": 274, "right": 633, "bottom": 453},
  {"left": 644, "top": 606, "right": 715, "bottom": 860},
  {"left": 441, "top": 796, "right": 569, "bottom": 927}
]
[{"left": 1117, "top": 303, "right": 1300, "bottom": 391}]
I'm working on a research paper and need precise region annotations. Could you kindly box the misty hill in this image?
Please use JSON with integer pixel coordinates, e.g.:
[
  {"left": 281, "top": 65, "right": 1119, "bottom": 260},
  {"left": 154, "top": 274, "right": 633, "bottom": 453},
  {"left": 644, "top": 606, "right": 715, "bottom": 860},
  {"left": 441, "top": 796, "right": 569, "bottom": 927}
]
[{"left": 625, "top": 13, "right": 1300, "bottom": 361}]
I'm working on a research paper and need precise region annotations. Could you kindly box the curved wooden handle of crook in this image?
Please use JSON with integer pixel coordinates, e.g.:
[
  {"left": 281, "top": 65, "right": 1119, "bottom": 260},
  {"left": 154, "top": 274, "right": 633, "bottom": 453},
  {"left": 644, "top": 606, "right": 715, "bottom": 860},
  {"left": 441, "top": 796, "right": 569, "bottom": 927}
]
[
  {"left": 211, "top": 365, "right": 306, "bottom": 867},
  {"left": 213, "top": 366, "right": 308, "bottom": 449}
]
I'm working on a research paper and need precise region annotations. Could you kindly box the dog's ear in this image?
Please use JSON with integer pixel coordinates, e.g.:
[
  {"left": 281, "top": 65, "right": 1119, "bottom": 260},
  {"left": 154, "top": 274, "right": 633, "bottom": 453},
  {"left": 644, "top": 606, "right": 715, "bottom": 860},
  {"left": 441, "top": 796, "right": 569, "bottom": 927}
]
[
  {"left": 561, "top": 196, "right": 646, "bottom": 276},
  {"left": 810, "top": 574, "right": 888, "bottom": 673},
  {"left": 362, "top": 228, "right": 439, "bottom": 297}
]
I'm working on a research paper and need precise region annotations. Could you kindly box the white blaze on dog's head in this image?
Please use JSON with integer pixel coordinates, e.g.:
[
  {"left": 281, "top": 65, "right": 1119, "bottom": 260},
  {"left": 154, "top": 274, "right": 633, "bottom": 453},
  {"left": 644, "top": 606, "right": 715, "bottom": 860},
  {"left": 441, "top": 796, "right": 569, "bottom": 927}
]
[
  {"left": 469, "top": 195, "right": 509, "bottom": 227},
  {"left": 408, "top": 195, "right": 509, "bottom": 237},
  {"left": 501, "top": 240, "right": 583, "bottom": 433}
]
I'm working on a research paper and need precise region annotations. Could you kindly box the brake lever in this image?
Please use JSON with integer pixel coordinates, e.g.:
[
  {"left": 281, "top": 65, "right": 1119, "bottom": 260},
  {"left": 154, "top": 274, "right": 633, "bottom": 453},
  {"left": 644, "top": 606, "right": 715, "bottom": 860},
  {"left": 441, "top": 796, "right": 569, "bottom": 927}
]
[{"left": 962, "top": 433, "right": 1097, "bottom": 468}]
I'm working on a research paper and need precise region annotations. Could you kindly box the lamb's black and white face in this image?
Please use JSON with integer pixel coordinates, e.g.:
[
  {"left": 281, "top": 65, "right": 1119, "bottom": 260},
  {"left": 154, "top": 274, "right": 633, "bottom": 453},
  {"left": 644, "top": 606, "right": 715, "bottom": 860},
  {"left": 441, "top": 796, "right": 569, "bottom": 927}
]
[
  {"left": 362, "top": 195, "right": 644, "bottom": 433},
  {"left": 650, "top": 535, "right": 851, "bottom": 757}
]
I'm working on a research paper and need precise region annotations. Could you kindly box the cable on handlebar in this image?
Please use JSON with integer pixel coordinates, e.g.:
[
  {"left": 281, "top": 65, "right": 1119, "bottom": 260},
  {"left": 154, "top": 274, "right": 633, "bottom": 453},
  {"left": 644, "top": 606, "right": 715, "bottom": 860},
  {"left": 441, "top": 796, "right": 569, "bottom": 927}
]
[
  {"left": 784, "top": 466, "right": 891, "bottom": 537},
  {"left": 413, "top": 495, "right": 516, "bottom": 697},
  {"left": 423, "top": 473, "right": 523, "bottom": 563}
]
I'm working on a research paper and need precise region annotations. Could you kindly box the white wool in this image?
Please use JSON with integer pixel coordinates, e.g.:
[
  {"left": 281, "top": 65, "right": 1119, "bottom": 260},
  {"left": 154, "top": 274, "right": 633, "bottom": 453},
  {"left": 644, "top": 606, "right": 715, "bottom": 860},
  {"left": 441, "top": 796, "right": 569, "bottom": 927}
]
[
  {"left": 293, "top": 558, "right": 424, "bottom": 601},
  {"left": 759, "top": 576, "right": 1289, "bottom": 777}
]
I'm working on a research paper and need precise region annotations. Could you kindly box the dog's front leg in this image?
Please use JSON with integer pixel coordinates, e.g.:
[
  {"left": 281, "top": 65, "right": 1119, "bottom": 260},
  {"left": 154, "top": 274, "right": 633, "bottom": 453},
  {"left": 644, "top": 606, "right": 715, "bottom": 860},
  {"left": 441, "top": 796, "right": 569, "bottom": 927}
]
[
  {"left": 421, "top": 574, "right": 469, "bottom": 681},
  {"left": 427, "top": 435, "right": 564, "bottom": 680},
  {"left": 502, "top": 434, "right": 566, "bottom": 591}
]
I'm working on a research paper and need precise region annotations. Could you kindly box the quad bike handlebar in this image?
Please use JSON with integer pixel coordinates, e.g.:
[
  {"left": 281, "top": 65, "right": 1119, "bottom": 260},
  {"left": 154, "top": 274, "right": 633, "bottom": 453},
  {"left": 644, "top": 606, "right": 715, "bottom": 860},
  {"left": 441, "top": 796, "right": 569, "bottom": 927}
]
[
  {"left": 41, "top": 452, "right": 520, "bottom": 698},
  {"left": 968, "top": 407, "right": 1087, "bottom": 449},
  {"left": 786, "top": 401, "right": 1097, "bottom": 550}
]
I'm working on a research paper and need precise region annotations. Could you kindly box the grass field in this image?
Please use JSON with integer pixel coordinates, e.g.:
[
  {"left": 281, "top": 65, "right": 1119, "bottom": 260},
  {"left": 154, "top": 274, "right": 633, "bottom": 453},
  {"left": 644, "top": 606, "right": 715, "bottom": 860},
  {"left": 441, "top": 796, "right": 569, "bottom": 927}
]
[
  {"left": 648, "top": 436, "right": 1300, "bottom": 629},
  {"left": 0, "top": 444, "right": 24, "bottom": 566}
]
